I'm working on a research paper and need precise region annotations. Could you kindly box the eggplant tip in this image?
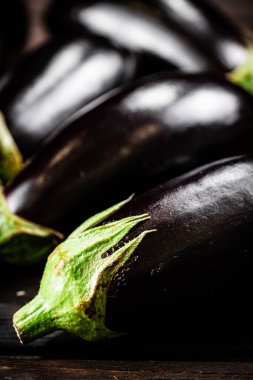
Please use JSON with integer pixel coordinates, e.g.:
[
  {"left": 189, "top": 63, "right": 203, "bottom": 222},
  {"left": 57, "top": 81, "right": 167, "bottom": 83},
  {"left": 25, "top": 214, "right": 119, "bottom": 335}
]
[{"left": 13, "top": 317, "right": 24, "bottom": 345}]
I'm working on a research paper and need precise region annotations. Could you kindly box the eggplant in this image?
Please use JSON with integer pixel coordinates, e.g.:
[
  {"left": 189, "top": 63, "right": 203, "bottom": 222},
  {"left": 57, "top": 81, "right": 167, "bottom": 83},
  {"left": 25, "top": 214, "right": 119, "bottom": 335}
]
[
  {"left": 13, "top": 156, "right": 253, "bottom": 343},
  {"left": 2, "top": 72, "right": 253, "bottom": 265},
  {"left": 46, "top": 0, "right": 249, "bottom": 73},
  {"left": 0, "top": 30, "right": 137, "bottom": 183},
  {"left": 46, "top": 0, "right": 226, "bottom": 73},
  {"left": 0, "top": 0, "right": 28, "bottom": 73}
]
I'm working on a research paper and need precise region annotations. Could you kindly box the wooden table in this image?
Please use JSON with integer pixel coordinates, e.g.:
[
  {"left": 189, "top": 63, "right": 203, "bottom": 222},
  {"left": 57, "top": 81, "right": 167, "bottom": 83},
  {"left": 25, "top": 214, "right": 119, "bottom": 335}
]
[
  {"left": 2, "top": 1, "right": 253, "bottom": 378},
  {"left": 2, "top": 264, "right": 253, "bottom": 379},
  {"left": 0, "top": 265, "right": 253, "bottom": 380}
]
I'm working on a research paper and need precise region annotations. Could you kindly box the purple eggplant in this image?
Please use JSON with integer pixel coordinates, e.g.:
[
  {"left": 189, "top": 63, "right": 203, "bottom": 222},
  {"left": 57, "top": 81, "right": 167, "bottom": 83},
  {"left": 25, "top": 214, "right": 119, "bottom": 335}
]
[
  {"left": 2, "top": 72, "right": 253, "bottom": 265},
  {"left": 46, "top": 0, "right": 225, "bottom": 73},
  {"left": 13, "top": 156, "right": 253, "bottom": 343},
  {"left": 2, "top": 0, "right": 253, "bottom": 184},
  {"left": 105, "top": 155, "right": 253, "bottom": 335},
  {"left": 46, "top": 0, "right": 248, "bottom": 73},
  {"left": 0, "top": 30, "right": 137, "bottom": 183}
]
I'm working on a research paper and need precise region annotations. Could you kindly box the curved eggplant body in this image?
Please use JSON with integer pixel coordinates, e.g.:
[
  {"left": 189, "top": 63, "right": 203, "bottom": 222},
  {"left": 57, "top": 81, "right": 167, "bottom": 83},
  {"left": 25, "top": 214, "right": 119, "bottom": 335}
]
[
  {"left": 46, "top": 0, "right": 222, "bottom": 72},
  {"left": 0, "top": 1, "right": 28, "bottom": 73},
  {"left": 46, "top": 0, "right": 247, "bottom": 72},
  {"left": 0, "top": 32, "right": 136, "bottom": 158},
  {"left": 148, "top": 0, "right": 247, "bottom": 71},
  {"left": 104, "top": 156, "right": 253, "bottom": 339},
  {"left": 12, "top": 156, "right": 253, "bottom": 342},
  {"left": 5, "top": 73, "right": 253, "bottom": 233}
]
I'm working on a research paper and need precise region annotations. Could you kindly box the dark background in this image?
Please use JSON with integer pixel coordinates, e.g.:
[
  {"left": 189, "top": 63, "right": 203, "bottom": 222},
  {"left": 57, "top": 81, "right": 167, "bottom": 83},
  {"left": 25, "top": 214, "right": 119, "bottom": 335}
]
[{"left": 213, "top": 0, "right": 253, "bottom": 37}]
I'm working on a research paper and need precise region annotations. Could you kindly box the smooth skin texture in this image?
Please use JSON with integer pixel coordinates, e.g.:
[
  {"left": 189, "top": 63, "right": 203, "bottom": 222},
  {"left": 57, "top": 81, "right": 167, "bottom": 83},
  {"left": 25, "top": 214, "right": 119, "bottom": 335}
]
[
  {"left": 5, "top": 73, "right": 253, "bottom": 234},
  {"left": 101, "top": 156, "right": 253, "bottom": 343},
  {"left": 0, "top": 31, "right": 137, "bottom": 159},
  {"left": 46, "top": 0, "right": 247, "bottom": 72}
]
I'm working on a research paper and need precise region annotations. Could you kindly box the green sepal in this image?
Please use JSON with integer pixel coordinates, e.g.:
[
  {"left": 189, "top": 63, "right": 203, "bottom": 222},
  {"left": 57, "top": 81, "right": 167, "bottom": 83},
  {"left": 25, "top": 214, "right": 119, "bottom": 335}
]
[
  {"left": 13, "top": 198, "right": 155, "bottom": 343},
  {"left": 229, "top": 46, "right": 253, "bottom": 95},
  {"left": 0, "top": 112, "right": 23, "bottom": 185},
  {"left": 0, "top": 187, "right": 63, "bottom": 265}
]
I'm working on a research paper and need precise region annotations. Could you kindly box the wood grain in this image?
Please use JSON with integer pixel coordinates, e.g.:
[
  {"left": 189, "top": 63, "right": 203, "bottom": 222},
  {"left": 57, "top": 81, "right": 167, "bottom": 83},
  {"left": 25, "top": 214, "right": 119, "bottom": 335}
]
[
  {"left": 2, "top": 358, "right": 253, "bottom": 380},
  {"left": 1, "top": 264, "right": 253, "bottom": 380}
]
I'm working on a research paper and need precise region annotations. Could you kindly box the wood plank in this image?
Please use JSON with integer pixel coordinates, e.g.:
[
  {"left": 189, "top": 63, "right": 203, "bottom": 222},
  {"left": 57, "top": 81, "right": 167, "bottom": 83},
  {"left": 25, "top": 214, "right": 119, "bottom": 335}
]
[
  {"left": 1, "top": 263, "right": 253, "bottom": 361},
  {"left": 1, "top": 358, "right": 253, "bottom": 380}
]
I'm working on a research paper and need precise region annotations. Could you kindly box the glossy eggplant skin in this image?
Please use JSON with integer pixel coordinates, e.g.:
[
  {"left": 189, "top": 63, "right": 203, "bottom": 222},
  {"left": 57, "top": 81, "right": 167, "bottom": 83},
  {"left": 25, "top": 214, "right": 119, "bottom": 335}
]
[
  {"left": 46, "top": 0, "right": 247, "bottom": 72},
  {"left": 148, "top": 0, "right": 247, "bottom": 71},
  {"left": 46, "top": 0, "right": 224, "bottom": 73},
  {"left": 0, "top": 31, "right": 137, "bottom": 159},
  {"left": 5, "top": 73, "right": 253, "bottom": 235},
  {"left": 105, "top": 156, "right": 253, "bottom": 341},
  {"left": 0, "top": 0, "right": 28, "bottom": 73}
]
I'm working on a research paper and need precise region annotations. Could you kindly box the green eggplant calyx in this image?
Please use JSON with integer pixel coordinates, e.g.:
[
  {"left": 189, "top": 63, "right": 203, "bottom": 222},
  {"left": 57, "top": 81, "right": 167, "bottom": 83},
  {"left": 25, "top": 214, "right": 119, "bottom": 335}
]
[
  {"left": 13, "top": 295, "right": 56, "bottom": 344},
  {"left": 0, "top": 112, "right": 23, "bottom": 185},
  {"left": 0, "top": 187, "right": 63, "bottom": 265},
  {"left": 13, "top": 197, "right": 155, "bottom": 343},
  {"left": 229, "top": 46, "right": 253, "bottom": 95}
]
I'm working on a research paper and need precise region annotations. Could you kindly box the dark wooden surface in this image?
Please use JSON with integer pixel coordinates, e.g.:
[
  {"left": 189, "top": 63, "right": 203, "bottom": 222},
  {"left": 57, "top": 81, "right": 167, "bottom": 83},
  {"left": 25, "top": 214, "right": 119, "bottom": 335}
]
[
  {"left": 2, "top": 0, "right": 253, "bottom": 378},
  {"left": 2, "top": 251, "right": 253, "bottom": 377},
  {"left": 2, "top": 264, "right": 253, "bottom": 379},
  {"left": 3, "top": 359, "right": 253, "bottom": 380}
]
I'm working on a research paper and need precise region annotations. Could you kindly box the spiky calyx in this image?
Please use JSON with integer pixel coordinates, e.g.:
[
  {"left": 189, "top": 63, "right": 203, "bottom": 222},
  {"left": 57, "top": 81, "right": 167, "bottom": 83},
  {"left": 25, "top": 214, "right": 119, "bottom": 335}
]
[
  {"left": 0, "top": 112, "right": 23, "bottom": 185},
  {"left": 229, "top": 46, "right": 253, "bottom": 95},
  {"left": 13, "top": 197, "right": 155, "bottom": 343},
  {"left": 0, "top": 187, "right": 63, "bottom": 265}
]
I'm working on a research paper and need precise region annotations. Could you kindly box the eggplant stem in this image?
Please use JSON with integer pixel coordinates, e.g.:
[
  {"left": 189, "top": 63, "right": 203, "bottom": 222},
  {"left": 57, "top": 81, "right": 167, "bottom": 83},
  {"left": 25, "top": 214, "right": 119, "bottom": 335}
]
[
  {"left": 0, "top": 112, "right": 23, "bottom": 185},
  {"left": 13, "top": 295, "right": 56, "bottom": 344},
  {"left": 229, "top": 46, "right": 253, "bottom": 95},
  {"left": 0, "top": 187, "right": 63, "bottom": 265},
  {"left": 13, "top": 197, "right": 155, "bottom": 343}
]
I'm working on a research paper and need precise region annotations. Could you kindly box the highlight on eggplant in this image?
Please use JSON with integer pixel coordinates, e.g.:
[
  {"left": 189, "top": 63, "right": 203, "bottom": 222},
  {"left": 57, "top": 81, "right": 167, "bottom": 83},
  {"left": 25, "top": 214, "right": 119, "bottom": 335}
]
[
  {"left": 0, "top": 30, "right": 137, "bottom": 182},
  {"left": 46, "top": 0, "right": 225, "bottom": 73},
  {"left": 13, "top": 156, "right": 253, "bottom": 344},
  {"left": 3, "top": 72, "right": 253, "bottom": 238},
  {"left": 46, "top": 0, "right": 253, "bottom": 94},
  {"left": 146, "top": 0, "right": 247, "bottom": 71}
]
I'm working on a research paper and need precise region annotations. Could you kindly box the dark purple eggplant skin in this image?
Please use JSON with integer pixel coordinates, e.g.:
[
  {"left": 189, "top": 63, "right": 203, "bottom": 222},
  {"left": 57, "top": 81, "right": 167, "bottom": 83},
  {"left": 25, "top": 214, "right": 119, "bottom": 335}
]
[
  {"left": 0, "top": 0, "right": 28, "bottom": 73},
  {"left": 104, "top": 156, "right": 253, "bottom": 341},
  {"left": 5, "top": 73, "right": 253, "bottom": 236},
  {"left": 46, "top": 0, "right": 225, "bottom": 73},
  {"left": 147, "top": 0, "right": 247, "bottom": 71},
  {"left": 46, "top": 0, "right": 247, "bottom": 73},
  {"left": 0, "top": 31, "right": 137, "bottom": 159}
]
